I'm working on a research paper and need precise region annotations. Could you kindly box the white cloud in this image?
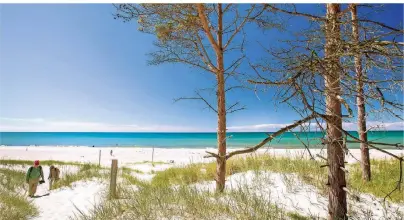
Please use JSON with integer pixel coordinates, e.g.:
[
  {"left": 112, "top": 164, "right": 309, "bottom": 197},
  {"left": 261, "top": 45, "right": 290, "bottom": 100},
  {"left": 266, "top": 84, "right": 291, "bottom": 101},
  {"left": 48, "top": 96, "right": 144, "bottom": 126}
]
[
  {"left": 228, "top": 121, "right": 404, "bottom": 132},
  {"left": 227, "top": 123, "right": 290, "bottom": 131},
  {"left": 0, "top": 117, "right": 202, "bottom": 132},
  {"left": 1, "top": 117, "right": 403, "bottom": 132}
]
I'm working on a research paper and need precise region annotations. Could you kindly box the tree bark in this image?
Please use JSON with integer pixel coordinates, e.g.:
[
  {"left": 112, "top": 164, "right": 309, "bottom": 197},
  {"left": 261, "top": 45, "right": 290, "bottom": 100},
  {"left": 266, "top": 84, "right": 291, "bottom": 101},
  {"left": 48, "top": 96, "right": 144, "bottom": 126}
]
[
  {"left": 350, "top": 3, "right": 371, "bottom": 182},
  {"left": 325, "top": 4, "right": 347, "bottom": 220},
  {"left": 215, "top": 3, "right": 227, "bottom": 192},
  {"left": 196, "top": 3, "right": 227, "bottom": 192}
]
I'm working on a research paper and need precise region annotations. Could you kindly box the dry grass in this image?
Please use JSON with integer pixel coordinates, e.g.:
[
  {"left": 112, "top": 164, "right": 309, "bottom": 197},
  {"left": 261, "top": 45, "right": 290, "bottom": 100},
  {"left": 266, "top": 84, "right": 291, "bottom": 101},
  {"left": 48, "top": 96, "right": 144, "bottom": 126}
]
[
  {"left": 349, "top": 159, "right": 404, "bottom": 203},
  {"left": 0, "top": 168, "right": 38, "bottom": 219}
]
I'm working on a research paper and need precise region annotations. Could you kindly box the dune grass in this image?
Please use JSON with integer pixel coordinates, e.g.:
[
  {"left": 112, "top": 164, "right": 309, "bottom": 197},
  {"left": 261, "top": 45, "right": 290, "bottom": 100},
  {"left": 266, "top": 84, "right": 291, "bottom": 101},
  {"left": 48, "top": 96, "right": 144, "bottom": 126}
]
[
  {"left": 121, "top": 169, "right": 148, "bottom": 188},
  {"left": 72, "top": 175, "right": 310, "bottom": 220},
  {"left": 151, "top": 153, "right": 404, "bottom": 203},
  {"left": 0, "top": 159, "right": 84, "bottom": 167},
  {"left": 73, "top": 154, "right": 404, "bottom": 220},
  {"left": 0, "top": 168, "right": 27, "bottom": 191},
  {"left": 1, "top": 155, "right": 402, "bottom": 220},
  {"left": 0, "top": 159, "right": 110, "bottom": 190},
  {"left": 0, "top": 189, "right": 38, "bottom": 220},
  {"left": 127, "top": 160, "right": 169, "bottom": 165},
  {"left": 0, "top": 168, "right": 38, "bottom": 219},
  {"left": 349, "top": 159, "right": 404, "bottom": 203},
  {"left": 151, "top": 154, "right": 327, "bottom": 191},
  {"left": 121, "top": 166, "right": 143, "bottom": 174},
  {"left": 53, "top": 163, "right": 108, "bottom": 189}
]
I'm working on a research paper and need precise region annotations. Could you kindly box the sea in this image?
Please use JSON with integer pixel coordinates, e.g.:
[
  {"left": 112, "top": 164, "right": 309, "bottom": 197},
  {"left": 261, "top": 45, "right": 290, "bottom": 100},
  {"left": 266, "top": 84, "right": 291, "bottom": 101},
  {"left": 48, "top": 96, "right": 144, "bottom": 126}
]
[{"left": 0, "top": 131, "right": 403, "bottom": 149}]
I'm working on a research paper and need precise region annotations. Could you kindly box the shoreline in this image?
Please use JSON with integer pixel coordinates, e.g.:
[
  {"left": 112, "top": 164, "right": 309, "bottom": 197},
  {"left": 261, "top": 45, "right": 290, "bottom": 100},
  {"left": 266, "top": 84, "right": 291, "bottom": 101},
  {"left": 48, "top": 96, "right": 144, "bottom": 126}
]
[{"left": 1, "top": 130, "right": 402, "bottom": 149}]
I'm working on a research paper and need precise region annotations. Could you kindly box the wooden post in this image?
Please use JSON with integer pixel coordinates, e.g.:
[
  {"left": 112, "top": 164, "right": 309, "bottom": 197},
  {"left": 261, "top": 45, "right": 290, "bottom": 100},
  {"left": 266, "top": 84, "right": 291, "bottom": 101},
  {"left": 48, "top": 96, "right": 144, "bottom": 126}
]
[
  {"left": 110, "top": 159, "right": 118, "bottom": 198},
  {"left": 98, "top": 150, "right": 101, "bottom": 166}
]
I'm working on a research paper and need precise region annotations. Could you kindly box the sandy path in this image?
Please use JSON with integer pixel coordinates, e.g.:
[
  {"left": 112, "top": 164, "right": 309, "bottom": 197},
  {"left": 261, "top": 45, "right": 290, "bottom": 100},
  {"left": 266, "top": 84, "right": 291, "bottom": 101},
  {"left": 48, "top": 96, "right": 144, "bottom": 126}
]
[{"left": 22, "top": 166, "right": 105, "bottom": 220}]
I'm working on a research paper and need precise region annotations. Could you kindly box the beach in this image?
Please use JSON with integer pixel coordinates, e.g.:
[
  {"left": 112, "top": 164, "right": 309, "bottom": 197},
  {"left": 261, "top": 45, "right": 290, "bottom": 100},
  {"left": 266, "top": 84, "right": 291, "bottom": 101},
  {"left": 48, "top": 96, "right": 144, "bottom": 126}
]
[
  {"left": 1, "top": 146, "right": 403, "bottom": 219},
  {"left": 1, "top": 146, "right": 403, "bottom": 167}
]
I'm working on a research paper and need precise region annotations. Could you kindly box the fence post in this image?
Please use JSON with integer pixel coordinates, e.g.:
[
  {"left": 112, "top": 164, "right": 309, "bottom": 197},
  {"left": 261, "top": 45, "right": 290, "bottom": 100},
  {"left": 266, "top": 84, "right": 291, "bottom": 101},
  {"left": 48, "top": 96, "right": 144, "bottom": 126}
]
[
  {"left": 98, "top": 150, "right": 101, "bottom": 166},
  {"left": 110, "top": 159, "right": 118, "bottom": 198}
]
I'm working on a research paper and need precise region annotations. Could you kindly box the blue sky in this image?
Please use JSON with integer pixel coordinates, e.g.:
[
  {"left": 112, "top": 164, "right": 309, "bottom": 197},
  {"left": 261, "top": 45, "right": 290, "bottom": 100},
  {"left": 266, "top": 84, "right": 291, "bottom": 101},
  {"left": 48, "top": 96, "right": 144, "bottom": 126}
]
[{"left": 0, "top": 4, "right": 403, "bottom": 132}]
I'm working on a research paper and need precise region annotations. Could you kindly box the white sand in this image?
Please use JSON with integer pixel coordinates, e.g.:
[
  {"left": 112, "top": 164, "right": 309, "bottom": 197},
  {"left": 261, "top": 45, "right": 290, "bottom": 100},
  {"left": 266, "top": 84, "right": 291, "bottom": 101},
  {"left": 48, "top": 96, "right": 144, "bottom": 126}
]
[
  {"left": 0, "top": 146, "right": 218, "bottom": 167},
  {"left": 1, "top": 146, "right": 403, "bottom": 167},
  {"left": 29, "top": 179, "right": 105, "bottom": 220},
  {"left": 0, "top": 146, "right": 403, "bottom": 219},
  {"left": 15, "top": 165, "right": 103, "bottom": 220},
  {"left": 193, "top": 171, "right": 404, "bottom": 219}
]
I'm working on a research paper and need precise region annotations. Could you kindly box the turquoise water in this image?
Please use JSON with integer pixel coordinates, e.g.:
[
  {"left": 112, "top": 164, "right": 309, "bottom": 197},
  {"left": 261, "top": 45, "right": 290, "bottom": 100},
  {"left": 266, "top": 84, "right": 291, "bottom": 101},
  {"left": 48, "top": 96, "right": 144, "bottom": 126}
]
[{"left": 0, "top": 131, "right": 402, "bottom": 149}]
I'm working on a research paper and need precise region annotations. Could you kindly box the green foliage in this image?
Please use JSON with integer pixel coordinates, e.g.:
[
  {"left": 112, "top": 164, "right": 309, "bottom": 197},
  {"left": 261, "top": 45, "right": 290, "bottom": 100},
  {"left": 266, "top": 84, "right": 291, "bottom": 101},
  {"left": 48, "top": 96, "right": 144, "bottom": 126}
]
[
  {"left": 116, "top": 4, "right": 201, "bottom": 43},
  {"left": 349, "top": 159, "right": 404, "bottom": 203}
]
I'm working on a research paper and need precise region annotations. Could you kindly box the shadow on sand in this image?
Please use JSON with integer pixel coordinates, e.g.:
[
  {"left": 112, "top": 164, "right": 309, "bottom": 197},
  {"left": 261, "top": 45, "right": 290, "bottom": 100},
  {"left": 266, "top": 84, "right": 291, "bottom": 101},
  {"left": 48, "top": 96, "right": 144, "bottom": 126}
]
[{"left": 33, "top": 193, "right": 50, "bottom": 198}]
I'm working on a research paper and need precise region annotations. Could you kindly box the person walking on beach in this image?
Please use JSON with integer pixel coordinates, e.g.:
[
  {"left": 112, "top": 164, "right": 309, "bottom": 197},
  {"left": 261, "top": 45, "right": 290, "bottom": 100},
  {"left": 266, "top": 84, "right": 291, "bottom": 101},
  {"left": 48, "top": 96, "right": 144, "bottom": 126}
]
[
  {"left": 25, "top": 160, "right": 45, "bottom": 198},
  {"left": 48, "top": 165, "right": 60, "bottom": 190}
]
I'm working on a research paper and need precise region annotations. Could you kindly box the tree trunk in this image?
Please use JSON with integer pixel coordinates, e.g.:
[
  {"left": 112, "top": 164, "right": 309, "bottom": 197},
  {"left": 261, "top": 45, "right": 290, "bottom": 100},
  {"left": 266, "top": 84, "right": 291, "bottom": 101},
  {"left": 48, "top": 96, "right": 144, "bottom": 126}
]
[
  {"left": 325, "top": 4, "right": 347, "bottom": 219},
  {"left": 350, "top": 4, "right": 371, "bottom": 182},
  {"left": 215, "top": 3, "right": 226, "bottom": 192}
]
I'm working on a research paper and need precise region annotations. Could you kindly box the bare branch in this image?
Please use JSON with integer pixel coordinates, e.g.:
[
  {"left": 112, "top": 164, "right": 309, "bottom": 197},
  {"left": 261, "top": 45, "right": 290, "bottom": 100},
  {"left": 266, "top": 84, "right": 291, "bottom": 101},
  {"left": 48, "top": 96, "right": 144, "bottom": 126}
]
[
  {"left": 264, "top": 4, "right": 324, "bottom": 21},
  {"left": 221, "top": 114, "right": 319, "bottom": 160},
  {"left": 293, "top": 133, "right": 315, "bottom": 160},
  {"left": 174, "top": 92, "right": 217, "bottom": 113},
  {"left": 223, "top": 5, "right": 257, "bottom": 50},
  {"left": 360, "top": 19, "right": 403, "bottom": 32}
]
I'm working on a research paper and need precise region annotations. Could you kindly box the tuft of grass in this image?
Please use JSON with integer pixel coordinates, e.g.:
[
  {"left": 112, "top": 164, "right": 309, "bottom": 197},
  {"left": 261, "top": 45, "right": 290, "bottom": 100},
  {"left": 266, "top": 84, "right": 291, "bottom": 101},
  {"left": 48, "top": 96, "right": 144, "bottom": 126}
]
[
  {"left": 0, "top": 159, "right": 84, "bottom": 167},
  {"left": 121, "top": 166, "right": 143, "bottom": 174},
  {"left": 148, "top": 154, "right": 404, "bottom": 203},
  {"left": 0, "top": 168, "right": 38, "bottom": 219},
  {"left": 287, "top": 212, "right": 311, "bottom": 220},
  {"left": 72, "top": 178, "right": 302, "bottom": 220},
  {"left": 121, "top": 168, "right": 148, "bottom": 188},
  {"left": 53, "top": 163, "right": 108, "bottom": 189},
  {"left": 128, "top": 160, "right": 169, "bottom": 165},
  {"left": 151, "top": 163, "right": 214, "bottom": 186},
  {"left": 151, "top": 154, "right": 327, "bottom": 191},
  {"left": 0, "top": 189, "right": 38, "bottom": 219},
  {"left": 349, "top": 159, "right": 404, "bottom": 203},
  {"left": 0, "top": 168, "right": 27, "bottom": 191}
]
